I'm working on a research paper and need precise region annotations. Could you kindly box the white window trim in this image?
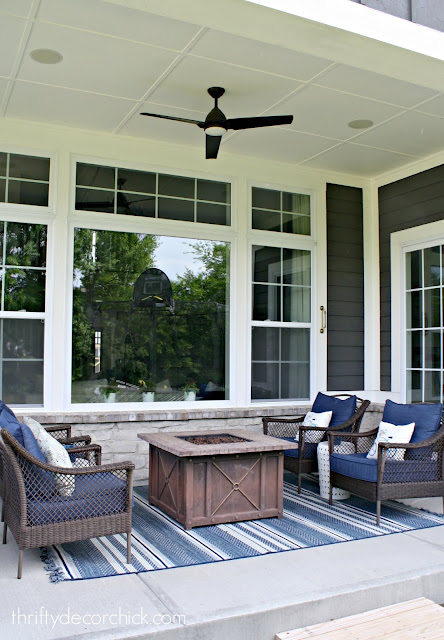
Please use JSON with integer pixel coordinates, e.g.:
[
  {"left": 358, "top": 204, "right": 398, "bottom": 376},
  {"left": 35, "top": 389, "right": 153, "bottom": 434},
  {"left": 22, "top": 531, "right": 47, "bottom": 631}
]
[{"left": 391, "top": 220, "right": 444, "bottom": 400}]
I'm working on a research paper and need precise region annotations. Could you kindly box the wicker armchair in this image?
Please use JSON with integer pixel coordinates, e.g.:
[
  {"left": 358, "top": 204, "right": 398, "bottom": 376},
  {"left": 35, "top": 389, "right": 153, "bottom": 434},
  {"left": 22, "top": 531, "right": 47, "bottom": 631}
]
[
  {"left": 328, "top": 403, "right": 444, "bottom": 525},
  {"left": 0, "top": 423, "right": 100, "bottom": 522},
  {"left": 1, "top": 429, "right": 133, "bottom": 578},
  {"left": 263, "top": 394, "right": 370, "bottom": 493}
]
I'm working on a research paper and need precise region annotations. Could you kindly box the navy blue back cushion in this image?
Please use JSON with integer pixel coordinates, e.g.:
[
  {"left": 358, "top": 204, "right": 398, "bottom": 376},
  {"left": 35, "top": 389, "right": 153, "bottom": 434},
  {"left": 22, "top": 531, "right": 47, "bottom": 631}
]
[
  {"left": 312, "top": 393, "right": 357, "bottom": 427},
  {"left": 382, "top": 400, "right": 442, "bottom": 443},
  {"left": 0, "top": 401, "right": 23, "bottom": 445}
]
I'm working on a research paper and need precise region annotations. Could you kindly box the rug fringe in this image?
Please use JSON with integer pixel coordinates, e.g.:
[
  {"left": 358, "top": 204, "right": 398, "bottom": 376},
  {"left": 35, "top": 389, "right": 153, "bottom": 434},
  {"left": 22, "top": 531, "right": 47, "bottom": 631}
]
[{"left": 40, "top": 547, "right": 66, "bottom": 583}]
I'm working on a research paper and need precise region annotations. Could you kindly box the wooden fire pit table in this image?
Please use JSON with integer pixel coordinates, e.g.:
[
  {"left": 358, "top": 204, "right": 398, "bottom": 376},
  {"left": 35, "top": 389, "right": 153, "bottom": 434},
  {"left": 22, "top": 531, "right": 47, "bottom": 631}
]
[{"left": 137, "top": 430, "right": 298, "bottom": 529}]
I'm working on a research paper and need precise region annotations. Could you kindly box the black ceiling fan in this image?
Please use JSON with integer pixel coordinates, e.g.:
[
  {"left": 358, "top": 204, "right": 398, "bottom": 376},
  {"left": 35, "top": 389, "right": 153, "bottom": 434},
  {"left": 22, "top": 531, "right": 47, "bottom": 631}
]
[{"left": 140, "top": 87, "right": 293, "bottom": 159}]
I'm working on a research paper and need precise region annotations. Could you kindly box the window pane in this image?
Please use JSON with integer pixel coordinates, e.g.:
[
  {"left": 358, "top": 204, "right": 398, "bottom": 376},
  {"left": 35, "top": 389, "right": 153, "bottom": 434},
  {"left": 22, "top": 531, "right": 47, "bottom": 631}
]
[
  {"left": 158, "top": 174, "right": 194, "bottom": 199},
  {"left": 252, "top": 209, "right": 281, "bottom": 232},
  {"left": 282, "top": 192, "right": 310, "bottom": 214},
  {"left": 9, "top": 154, "right": 50, "bottom": 181},
  {"left": 283, "top": 286, "right": 311, "bottom": 322},
  {"left": 251, "top": 362, "right": 279, "bottom": 399},
  {"left": 8, "top": 180, "right": 49, "bottom": 207},
  {"left": 158, "top": 197, "right": 194, "bottom": 221},
  {"left": 253, "top": 245, "right": 280, "bottom": 283},
  {"left": 406, "top": 250, "right": 422, "bottom": 289},
  {"left": 76, "top": 163, "right": 115, "bottom": 189},
  {"left": 252, "top": 187, "right": 280, "bottom": 210},
  {"left": 76, "top": 188, "right": 114, "bottom": 213},
  {"left": 282, "top": 249, "right": 310, "bottom": 285},
  {"left": 253, "top": 284, "right": 280, "bottom": 321},
  {"left": 424, "top": 288, "right": 440, "bottom": 327},
  {"left": 424, "top": 246, "right": 441, "bottom": 287},
  {"left": 406, "top": 291, "right": 422, "bottom": 328},
  {"left": 4, "top": 269, "right": 46, "bottom": 312},
  {"left": 406, "top": 330, "right": 422, "bottom": 368},
  {"left": 425, "top": 330, "right": 441, "bottom": 368},
  {"left": 251, "top": 326, "right": 279, "bottom": 361},
  {"left": 281, "top": 363, "right": 309, "bottom": 399},
  {"left": 3, "top": 318, "right": 44, "bottom": 358},
  {"left": 117, "top": 168, "right": 155, "bottom": 194},
  {"left": 5, "top": 222, "right": 47, "bottom": 267},
  {"left": 197, "top": 179, "right": 230, "bottom": 203},
  {"left": 0, "top": 153, "right": 6, "bottom": 176},
  {"left": 282, "top": 213, "right": 310, "bottom": 235},
  {"left": 406, "top": 370, "right": 422, "bottom": 403},
  {"left": 281, "top": 328, "right": 310, "bottom": 361},
  {"left": 2, "top": 360, "right": 43, "bottom": 405},
  {"left": 196, "top": 202, "right": 229, "bottom": 225},
  {"left": 116, "top": 192, "right": 155, "bottom": 217},
  {"left": 0, "top": 179, "right": 5, "bottom": 202},
  {"left": 72, "top": 230, "right": 229, "bottom": 404},
  {"left": 424, "top": 370, "right": 441, "bottom": 403}
]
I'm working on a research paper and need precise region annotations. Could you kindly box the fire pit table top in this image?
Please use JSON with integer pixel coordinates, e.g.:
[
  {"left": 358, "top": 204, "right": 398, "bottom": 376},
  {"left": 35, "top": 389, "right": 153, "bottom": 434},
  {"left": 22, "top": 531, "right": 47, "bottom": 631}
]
[{"left": 137, "top": 429, "right": 298, "bottom": 457}]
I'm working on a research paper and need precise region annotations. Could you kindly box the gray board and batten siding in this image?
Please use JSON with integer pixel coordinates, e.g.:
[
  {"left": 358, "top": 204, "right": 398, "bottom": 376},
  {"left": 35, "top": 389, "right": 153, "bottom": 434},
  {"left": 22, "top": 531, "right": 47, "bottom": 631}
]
[
  {"left": 326, "top": 183, "right": 364, "bottom": 392},
  {"left": 379, "top": 164, "right": 444, "bottom": 391}
]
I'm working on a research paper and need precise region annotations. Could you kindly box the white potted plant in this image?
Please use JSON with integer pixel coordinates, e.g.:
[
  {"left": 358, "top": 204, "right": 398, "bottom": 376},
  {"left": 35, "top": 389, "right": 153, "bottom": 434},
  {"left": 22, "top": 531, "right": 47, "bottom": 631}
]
[
  {"left": 103, "top": 378, "right": 118, "bottom": 403},
  {"left": 139, "top": 378, "right": 155, "bottom": 402},
  {"left": 183, "top": 379, "right": 198, "bottom": 401}
]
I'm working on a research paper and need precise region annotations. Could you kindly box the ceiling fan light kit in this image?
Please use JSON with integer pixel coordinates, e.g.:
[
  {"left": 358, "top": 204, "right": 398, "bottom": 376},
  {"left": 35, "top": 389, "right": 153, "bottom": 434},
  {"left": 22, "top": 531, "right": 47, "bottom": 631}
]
[{"left": 141, "top": 87, "right": 293, "bottom": 159}]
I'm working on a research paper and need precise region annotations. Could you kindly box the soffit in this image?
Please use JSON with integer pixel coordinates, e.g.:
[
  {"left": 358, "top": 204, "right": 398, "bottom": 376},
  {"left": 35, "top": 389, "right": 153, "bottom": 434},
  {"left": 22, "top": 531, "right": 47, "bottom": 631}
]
[{"left": 1, "top": 0, "right": 444, "bottom": 179}]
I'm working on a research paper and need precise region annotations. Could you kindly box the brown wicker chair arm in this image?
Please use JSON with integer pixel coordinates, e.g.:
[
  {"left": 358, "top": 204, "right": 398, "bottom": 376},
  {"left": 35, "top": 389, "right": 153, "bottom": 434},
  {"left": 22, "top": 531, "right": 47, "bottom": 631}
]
[
  {"left": 327, "top": 399, "right": 371, "bottom": 433},
  {"left": 59, "top": 435, "right": 92, "bottom": 446},
  {"left": 328, "top": 426, "right": 378, "bottom": 454},
  {"left": 44, "top": 425, "right": 72, "bottom": 439},
  {"left": 67, "top": 443, "right": 102, "bottom": 466},
  {"left": 262, "top": 416, "right": 304, "bottom": 437}
]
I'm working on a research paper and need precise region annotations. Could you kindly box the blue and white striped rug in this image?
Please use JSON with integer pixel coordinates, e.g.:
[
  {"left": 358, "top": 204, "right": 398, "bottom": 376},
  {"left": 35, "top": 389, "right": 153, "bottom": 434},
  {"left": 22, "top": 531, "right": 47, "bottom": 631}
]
[{"left": 41, "top": 475, "right": 444, "bottom": 582}]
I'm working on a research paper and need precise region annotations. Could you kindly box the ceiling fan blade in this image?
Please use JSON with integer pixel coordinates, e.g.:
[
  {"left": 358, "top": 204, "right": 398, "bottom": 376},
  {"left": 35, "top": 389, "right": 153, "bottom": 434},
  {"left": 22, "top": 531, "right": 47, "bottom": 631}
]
[
  {"left": 206, "top": 135, "right": 222, "bottom": 159},
  {"left": 140, "top": 112, "right": 204, "bottom": 126},
  {"left": 226, "top": 115, "right": 293, "bottom": 130}
]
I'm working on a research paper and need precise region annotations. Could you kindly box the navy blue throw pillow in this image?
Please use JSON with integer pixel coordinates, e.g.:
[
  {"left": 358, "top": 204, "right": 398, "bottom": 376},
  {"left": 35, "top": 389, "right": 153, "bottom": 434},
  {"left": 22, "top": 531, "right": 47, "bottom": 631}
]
[
  {"left": 311, "top": 393, "right": 357, "bottom": 428},
  {"left": 382, "top": 399, "right": 442, "bottom": 444}
]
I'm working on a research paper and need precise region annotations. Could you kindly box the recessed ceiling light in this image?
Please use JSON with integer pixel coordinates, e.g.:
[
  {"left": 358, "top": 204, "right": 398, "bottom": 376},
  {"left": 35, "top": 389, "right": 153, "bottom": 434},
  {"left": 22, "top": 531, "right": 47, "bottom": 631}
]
[
  {"left": 30, "top": 49, "right": 63, "bottom": 64},
  {"left": 348, "top": 119, "right": 374, "bottom": 129}
]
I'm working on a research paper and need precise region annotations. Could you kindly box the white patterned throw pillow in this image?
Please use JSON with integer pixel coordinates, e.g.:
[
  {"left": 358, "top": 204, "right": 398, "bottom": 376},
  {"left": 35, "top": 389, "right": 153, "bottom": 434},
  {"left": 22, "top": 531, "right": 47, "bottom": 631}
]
[
  {"left": 295, "top": 410, "right": 333, "bottom": 443},
  {"left": 366, "top": 421, "right": 415, "bottom": 461},
  {"left": 23, "top": 416, "right": 74, "bottom": 496}
]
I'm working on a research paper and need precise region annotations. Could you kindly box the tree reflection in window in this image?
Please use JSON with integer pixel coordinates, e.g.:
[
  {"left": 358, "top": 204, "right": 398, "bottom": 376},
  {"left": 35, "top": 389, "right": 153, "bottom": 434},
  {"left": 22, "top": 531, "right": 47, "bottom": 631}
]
[{"left": 72, "top": 229, "right": 229, "bottom": 403}]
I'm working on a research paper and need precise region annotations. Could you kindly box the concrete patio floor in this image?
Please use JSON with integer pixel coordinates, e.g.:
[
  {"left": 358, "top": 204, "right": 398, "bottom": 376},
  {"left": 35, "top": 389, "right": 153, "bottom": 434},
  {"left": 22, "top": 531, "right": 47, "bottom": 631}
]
[{"left": 1, "top": 500, "right": 444, "bottom": 640}]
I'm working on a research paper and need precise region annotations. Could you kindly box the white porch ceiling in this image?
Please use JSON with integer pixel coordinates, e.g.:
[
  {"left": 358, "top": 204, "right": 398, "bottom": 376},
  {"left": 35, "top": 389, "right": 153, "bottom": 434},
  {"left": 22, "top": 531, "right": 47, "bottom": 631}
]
[{"left": 2, "top": 0, "right": 444, "bottom": 178}]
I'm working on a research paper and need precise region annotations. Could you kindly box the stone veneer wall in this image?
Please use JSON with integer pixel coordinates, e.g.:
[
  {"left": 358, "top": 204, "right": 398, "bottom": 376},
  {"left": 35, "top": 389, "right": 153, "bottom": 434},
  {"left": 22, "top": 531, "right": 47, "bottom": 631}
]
[{"left": 16, "top": 404, "right": 384, "bottom": 482}]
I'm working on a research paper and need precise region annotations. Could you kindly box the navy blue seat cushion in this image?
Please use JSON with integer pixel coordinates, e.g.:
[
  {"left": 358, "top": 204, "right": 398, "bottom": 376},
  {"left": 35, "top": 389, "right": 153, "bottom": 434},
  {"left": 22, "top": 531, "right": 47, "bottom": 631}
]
[
  {"left": 280, "top": 437, "right": 317, "bottom": 460},
  {"left": 312, "top": 393, "right": 357, "bottom": 428},
  {"left": 330, "top": 452, "right": 439, "bottom": 484},
  {"left": 27, "top": 473, "right": 128, "bottom": 525},
  {"left": 383, "top": 400, "right": 442, "bottom": 460}
]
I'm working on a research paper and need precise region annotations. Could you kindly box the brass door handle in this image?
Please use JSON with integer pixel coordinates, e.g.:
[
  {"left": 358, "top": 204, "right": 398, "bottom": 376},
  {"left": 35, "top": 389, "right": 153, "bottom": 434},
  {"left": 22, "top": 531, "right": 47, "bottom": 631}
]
[{"left": 320, "top": 305, "right": 326, "bottom": 334}]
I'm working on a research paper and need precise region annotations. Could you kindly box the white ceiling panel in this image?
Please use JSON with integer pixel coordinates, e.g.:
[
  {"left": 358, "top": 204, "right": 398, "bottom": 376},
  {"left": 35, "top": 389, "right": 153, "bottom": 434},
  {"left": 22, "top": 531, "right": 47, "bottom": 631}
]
[
  {"left": 415, "top": 94, "right": 444, "bottom": 117},
  {"left": 37, "top": 0, "right": 202, "bottom": 51},
  {"left": 274, "top": 85, "right": 404, "bottom": 140},
  {"left": 351, "top": 110, "right": 444, "bottom": 156},
  {"left": 315, "top": 64, "right": 439, "bottom": 108},
  {"left": 302, "top": 142, "right": 417, "bottom": 177},
  {"left": 0, "top": 14, "right": 27, "bottom": 77},
  {"left": 148, "top": 56, "right": 301, "bottom": 116},
  {"left": 121, "top": 103, "right": 206, "bottom": 147},
  {"left": 0, "top": 77, "right": 10, "bottom": 104},
  {"left": 0, "top": 0, "right": 33, "bottom": 18},
  {"left": 18, "top": 22, "right": 178, "bottom": 99},
  {"left": 222, "top": 127, "right": 337, "bottom": 164},
  {"left": 7, "top": 81, "right": 137, "bottom": 131},
  {"left": 190, "top": 30, "right": 333, "bottom": 81}
]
